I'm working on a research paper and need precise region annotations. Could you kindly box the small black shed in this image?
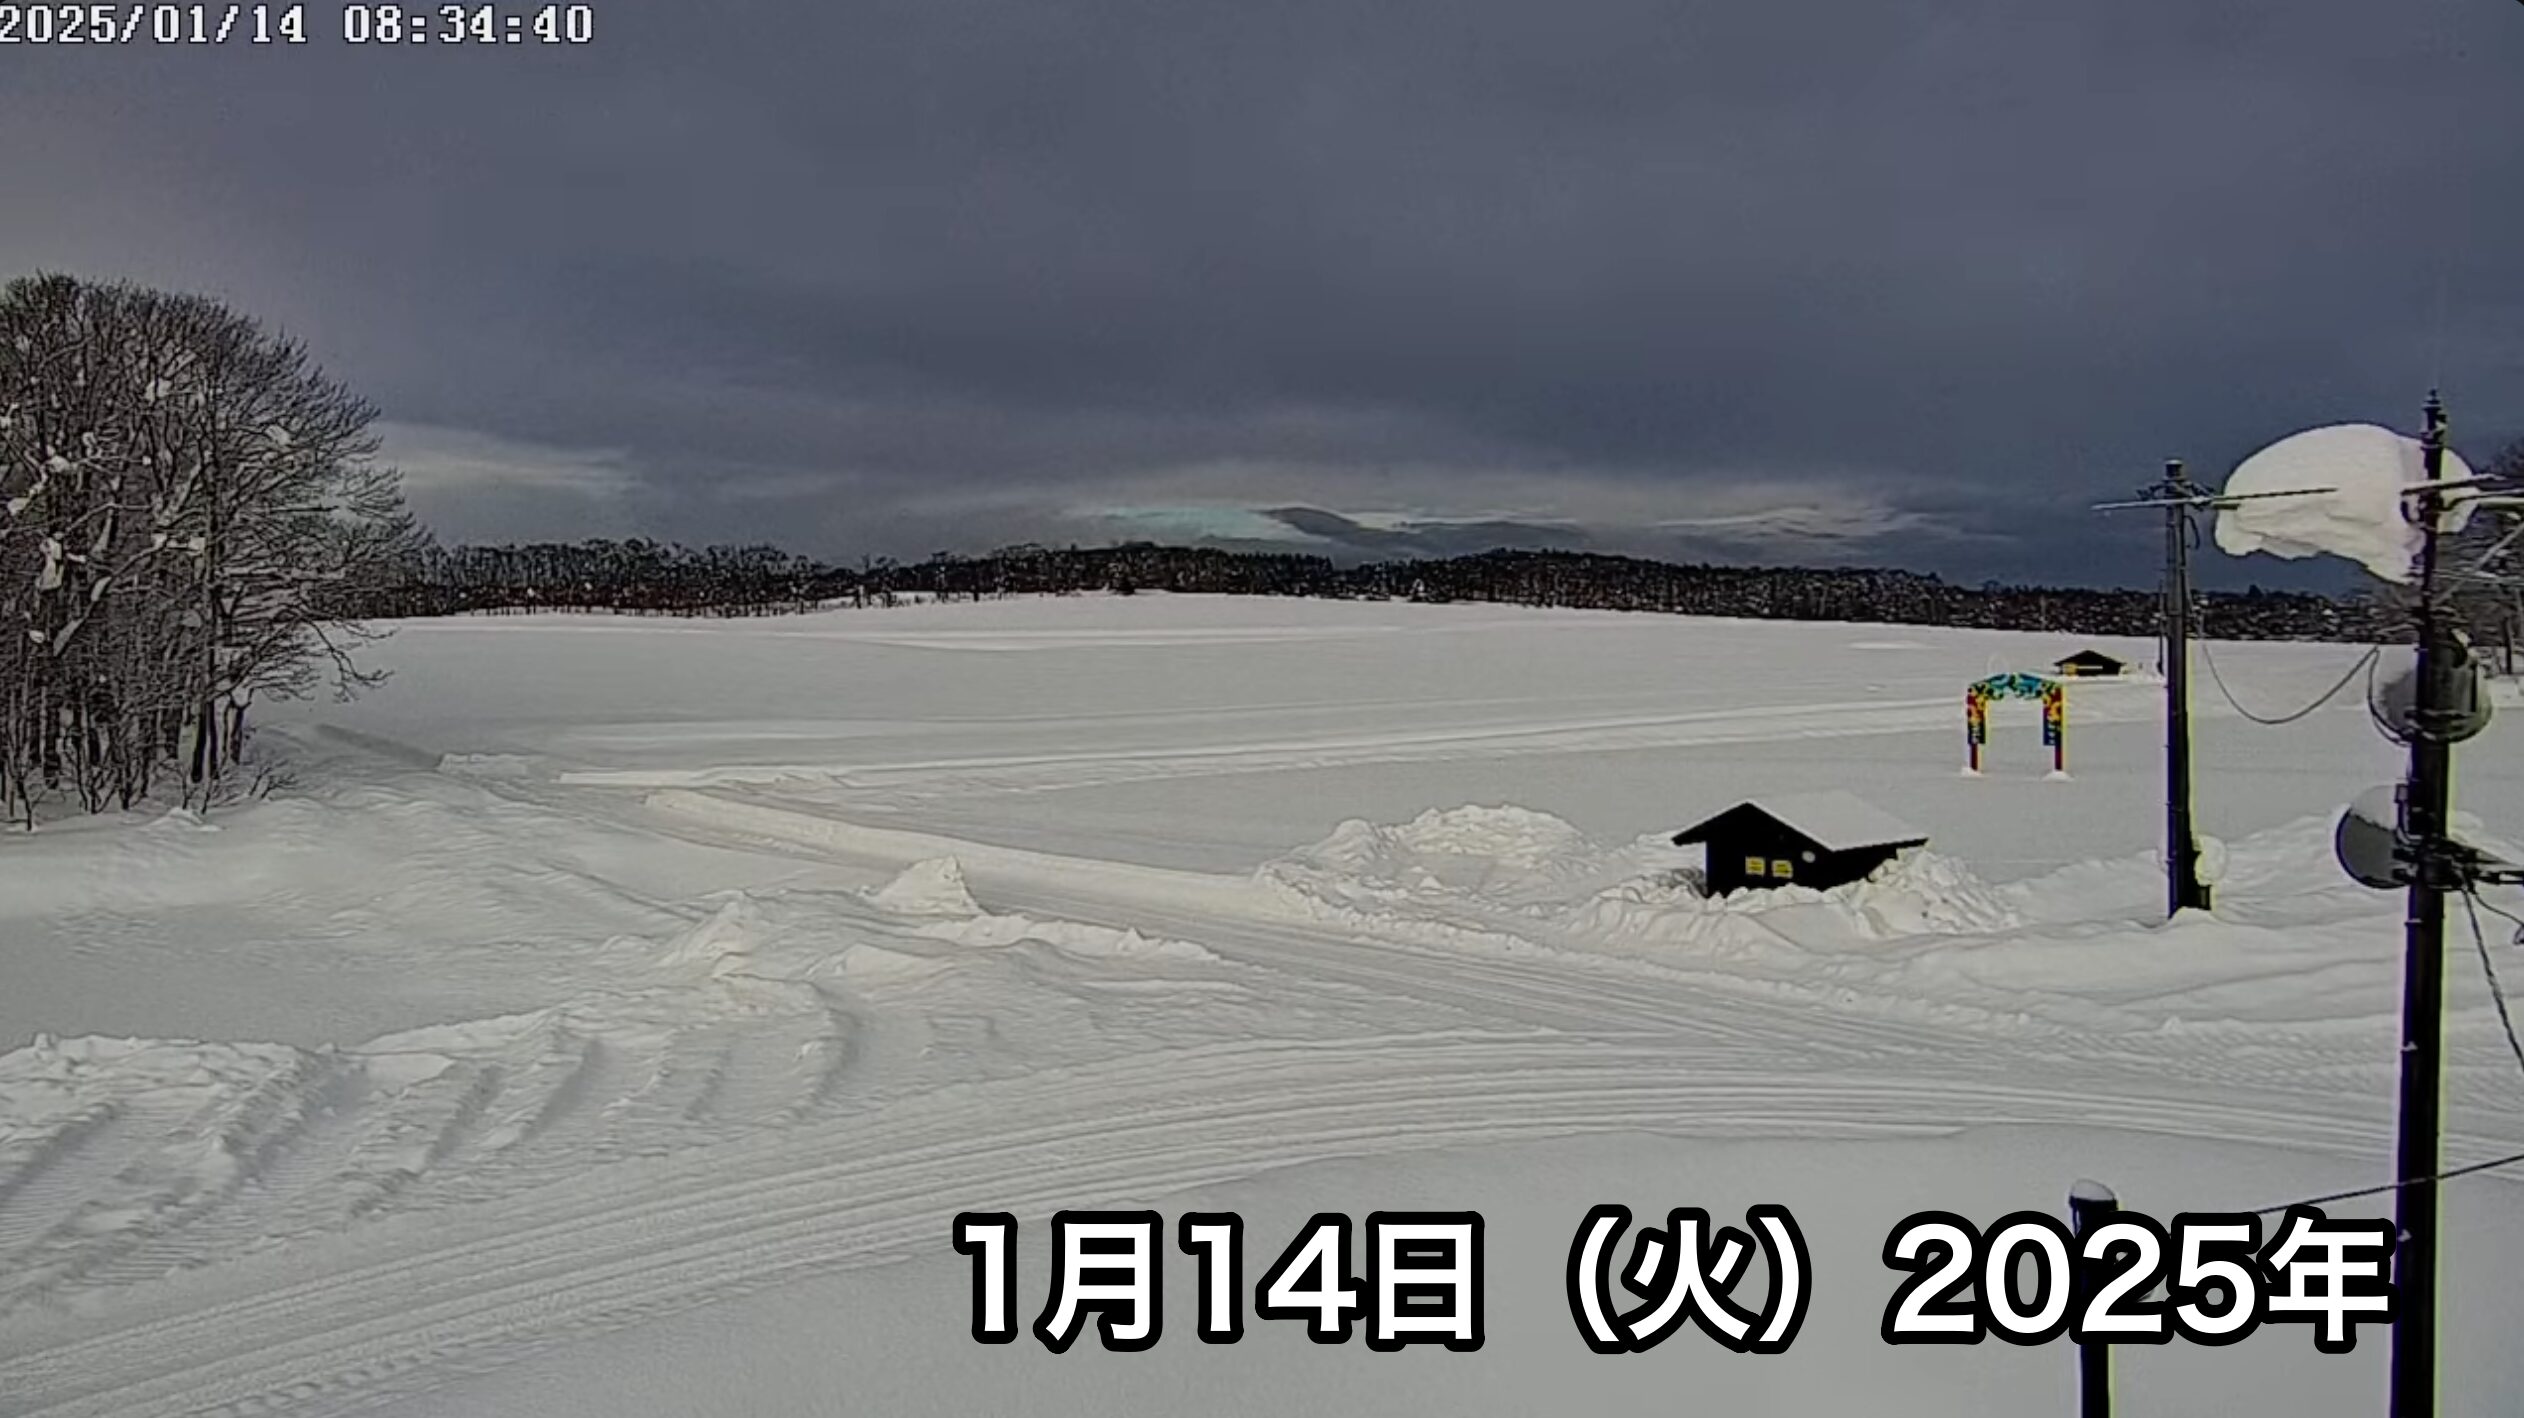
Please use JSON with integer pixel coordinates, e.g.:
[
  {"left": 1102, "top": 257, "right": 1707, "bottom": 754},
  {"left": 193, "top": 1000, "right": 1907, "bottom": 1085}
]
[
  {"left": 2052, "top": 648, "right": 2128, "bottom": 678},
  {"left": 1671, "top": 790, "right": 1929, "bottom": 896}
]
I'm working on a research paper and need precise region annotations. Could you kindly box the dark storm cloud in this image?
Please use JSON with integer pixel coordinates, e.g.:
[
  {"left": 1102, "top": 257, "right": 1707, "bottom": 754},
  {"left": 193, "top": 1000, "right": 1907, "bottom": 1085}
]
[{"left": 4, "top": 0, "right": 2520, "bottom": 585}]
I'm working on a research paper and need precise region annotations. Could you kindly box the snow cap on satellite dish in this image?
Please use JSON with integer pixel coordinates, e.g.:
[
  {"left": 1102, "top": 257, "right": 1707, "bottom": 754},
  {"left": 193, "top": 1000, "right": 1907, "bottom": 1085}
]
[{"left": 2215, "top": 423, "right": 2476, "bottom": 583}]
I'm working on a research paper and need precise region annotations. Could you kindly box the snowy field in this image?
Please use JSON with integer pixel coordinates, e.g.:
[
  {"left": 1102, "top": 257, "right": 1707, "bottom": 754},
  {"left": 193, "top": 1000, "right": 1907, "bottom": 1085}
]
[{"left": 3, "top": 593, "right": 2522, "bottom": 1415}]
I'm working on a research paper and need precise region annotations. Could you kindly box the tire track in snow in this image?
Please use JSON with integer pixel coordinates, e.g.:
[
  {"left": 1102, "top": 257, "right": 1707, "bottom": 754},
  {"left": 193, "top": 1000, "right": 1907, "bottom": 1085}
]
[
  {"left": 0, "top": 992, "right": 864, "bottom": 1323},
  {"left": 554, "top": 694, "right": 2049, "bottom": 795},
  {"left": 553, "top": 677, "right": 2193, "bottom": 800},
  {"left": 1031, "top": 885, "right": 1970, "bottom": 1057},
  {"left": 0, "top": 1105, "right": 140, "bottom": 1253},
  {"left": 0, "top": 1050, "right": 353, "bottom": 1312},
  {"left": 0, "top": 1030, "right": 2434, "bottom": 1418}
]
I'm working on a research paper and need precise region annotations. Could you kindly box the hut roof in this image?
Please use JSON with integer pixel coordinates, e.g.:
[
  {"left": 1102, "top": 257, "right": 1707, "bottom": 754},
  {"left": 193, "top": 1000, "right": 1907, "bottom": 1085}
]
[{"left": 1672, "top": 790, "right": 1930, "bottom": 852}]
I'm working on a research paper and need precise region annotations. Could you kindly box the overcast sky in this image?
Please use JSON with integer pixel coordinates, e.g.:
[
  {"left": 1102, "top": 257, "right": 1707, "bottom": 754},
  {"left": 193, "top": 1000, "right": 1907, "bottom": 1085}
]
[{"left": 6, "top": 0, "right": 2520, "bottom": 585}]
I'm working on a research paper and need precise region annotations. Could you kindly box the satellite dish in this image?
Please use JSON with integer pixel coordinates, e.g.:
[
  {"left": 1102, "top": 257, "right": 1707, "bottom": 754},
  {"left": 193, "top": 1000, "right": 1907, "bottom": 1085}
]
[
  {"left": 2335, "top": 785, "right": 2408, "bottom": 890},
  {"left": 2368, "top": 645, "right": 2491, "bottom": 745}
]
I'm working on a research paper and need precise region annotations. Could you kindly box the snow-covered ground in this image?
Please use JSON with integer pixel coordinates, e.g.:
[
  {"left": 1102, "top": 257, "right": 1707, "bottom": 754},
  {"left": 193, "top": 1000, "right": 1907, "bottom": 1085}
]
[{"left": 2, "top": 594, "right": 2520, "bottom": 1415}]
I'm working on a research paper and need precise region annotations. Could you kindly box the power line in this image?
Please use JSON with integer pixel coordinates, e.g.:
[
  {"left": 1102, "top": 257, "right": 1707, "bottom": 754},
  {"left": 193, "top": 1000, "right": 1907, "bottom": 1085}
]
[
  {"left": 2192, "top": 634, "right": 2379, "bottom": 726},
  {"left": 2242, "top": 1145, "right": 2524, "bottom": 1218},
  {"left": 2235, "top": 890, "right": 2524, "bottom": 1218},
  {"left": 2460, "top": 887, "right": 2524, "bottom": 1080},
  {"left": 2235, "top": 886, "right": 2524, "bottom": 1214},
  {"left": 2174, "top": 508, "right": 2378, "bottom": 729},
  {"left": 2471, "top": 887, "right": 2524, "bottom": 943}
]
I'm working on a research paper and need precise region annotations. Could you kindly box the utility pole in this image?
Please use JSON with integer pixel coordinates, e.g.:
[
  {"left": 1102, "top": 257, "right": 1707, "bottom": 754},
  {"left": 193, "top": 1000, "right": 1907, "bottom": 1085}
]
[
  {"left": 2163, "top": 461, "right": 2211, "bottom": 915},
  {"left": 2097, "top": 470, "right": 2326, "bottom": 920},
  {"left": 2213, "top": 393, "right": 2500, "bottom": 1417},
  {"left": 2390, "top": 390, "right": 2454, "bottom": 1418}
]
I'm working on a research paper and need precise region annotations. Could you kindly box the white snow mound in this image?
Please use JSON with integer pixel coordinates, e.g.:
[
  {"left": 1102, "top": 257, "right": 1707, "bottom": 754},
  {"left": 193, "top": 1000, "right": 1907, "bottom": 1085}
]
[
  {"left": 1262, "top": 805, "right": 1605, "bottom": 912},
  {"left": 917, "top": 912, "right": 1219, "bottom": 963},
  {"left": 868, "top": 857, "right": 981, "bottom": 917},
  {"left": 2216, "top": 423, "right": 2476, "bottom": 582},
  {"left": 1576, "top": 847, "right": 2020, "bottom": 955},
  {"left": 836, "top": 943, "right": 958, "bottom": 984},
  {"left": 656, "top": 894, "right": 762, "bottom": 974}
]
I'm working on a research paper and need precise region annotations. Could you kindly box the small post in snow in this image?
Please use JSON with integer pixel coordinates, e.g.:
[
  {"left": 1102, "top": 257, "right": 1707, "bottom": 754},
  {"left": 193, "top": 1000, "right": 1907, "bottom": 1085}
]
[{"left": 2068, "top": 1179, "right": 2118, "bottom": 1418}]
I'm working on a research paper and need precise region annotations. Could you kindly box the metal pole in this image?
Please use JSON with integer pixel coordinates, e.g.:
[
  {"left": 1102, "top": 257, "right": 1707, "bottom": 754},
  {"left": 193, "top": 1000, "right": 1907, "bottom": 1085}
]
[
  {"left": 2069, "top": 1180, "right": 2118, "bottom": 1418},
  {"left": 2164, "top": 461, "right": 2211, "bottom": 915},
  {"left": 2390, "top": 390, "right": 2453, "bottom": 1418}
]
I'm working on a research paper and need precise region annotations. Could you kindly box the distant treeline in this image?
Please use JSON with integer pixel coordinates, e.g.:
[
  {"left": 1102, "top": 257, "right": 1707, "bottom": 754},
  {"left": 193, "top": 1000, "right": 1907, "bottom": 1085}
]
[
  {"left": 328, "top": 538, "right": 2404, "bottom": 644},
  {"left": 347, "top": 540, "right": 830, "bottom": 617}
]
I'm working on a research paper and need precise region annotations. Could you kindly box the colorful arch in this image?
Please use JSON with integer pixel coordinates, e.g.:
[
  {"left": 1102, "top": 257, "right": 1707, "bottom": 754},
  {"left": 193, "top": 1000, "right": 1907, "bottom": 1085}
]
[{"left": 1965, "top": 672, "right": 2065, "bottom": 775}]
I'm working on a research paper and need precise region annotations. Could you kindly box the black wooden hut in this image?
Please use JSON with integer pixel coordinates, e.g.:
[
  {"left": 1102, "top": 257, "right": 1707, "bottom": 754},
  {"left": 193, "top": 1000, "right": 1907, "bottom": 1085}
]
[
  {"left": 2052, "top": 648, "right": 2128, "bottom": 678},
  {"left": 1671, "top": 791, "right": 1929, "bottom": 895}
]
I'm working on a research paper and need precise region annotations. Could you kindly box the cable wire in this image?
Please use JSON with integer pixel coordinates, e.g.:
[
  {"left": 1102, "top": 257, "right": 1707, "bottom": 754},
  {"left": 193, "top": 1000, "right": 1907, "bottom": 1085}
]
[
  {"left": 2194, "top": 636, "right": 2380, "bottom": 726},
  {"left": 2241, "top": 1146, "right": 2524, "bottom": 1218},
  {"left": 2462, "top": 887, "right": 2524, "bottom": 1081},
  {"left": 2472, "top": 888, "right": 2524, "bottom": 944},
  {"left": 2225, "top": 887, "right": 2524, "bottom": 1219}
]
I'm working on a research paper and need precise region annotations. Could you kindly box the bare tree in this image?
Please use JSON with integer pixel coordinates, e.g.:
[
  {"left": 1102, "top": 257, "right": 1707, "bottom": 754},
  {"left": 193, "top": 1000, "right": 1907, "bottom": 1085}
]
[
  {"left": 0, "top": 274, "right": 419, "bottom": 826},
  {"left": 2429, "top": 436, "right": 2524, "bottom": 675}
]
